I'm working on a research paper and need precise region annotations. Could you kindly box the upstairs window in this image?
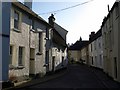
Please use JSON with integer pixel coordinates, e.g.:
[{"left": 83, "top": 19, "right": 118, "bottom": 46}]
[
  {"left": 32, "top": 19, "right": 35, "bottom": 29},
  {"left": 14, "top": 11, "right": 19, "bottom": 29},
  {"left": 91, "top": 44, "right": 92, "bottom": 52}
]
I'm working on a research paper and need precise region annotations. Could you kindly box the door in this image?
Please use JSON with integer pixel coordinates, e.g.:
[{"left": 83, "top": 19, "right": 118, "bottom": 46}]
[
  {"left": 52, "top": 56, "right": 55, "bottom": 72},
  {"left": 29, "top": 48, "right": 35, "bottom": 75}
]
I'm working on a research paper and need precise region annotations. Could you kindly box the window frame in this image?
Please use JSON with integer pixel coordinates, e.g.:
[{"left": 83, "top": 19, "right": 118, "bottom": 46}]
[
  {"left": 13, "top": 10, "right": 22, "bottom": 32},
  {"left": 18, "top": 46, "right": 24, "bottom": 66}
]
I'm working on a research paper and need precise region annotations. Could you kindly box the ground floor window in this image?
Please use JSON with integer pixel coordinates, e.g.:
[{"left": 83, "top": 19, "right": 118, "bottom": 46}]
[
  {"left": 18, "top": 47, "right": 24, "bottom": 66},
  {"left": 92, "top": 57, "right": 93, "bottom": 65},
  {"left": 99, "top": 54, "right": 102, "bottom": 66},
  {"left": 10, "top": 46, "right": 13, "bottom": 64}
]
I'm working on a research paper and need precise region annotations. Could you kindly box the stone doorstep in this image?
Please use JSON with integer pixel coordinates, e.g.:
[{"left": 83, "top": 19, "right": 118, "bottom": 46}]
[{"left": 14, "top": 80, "right": 30, "bottom": 87}]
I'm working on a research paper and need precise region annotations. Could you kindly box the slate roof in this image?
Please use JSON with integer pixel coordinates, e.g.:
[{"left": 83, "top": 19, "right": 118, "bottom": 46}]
[
  {"left": 12, "top": 0, "right": 51, "bottom": 27},
  {"left": 68, "top": 40, "right": 89, "bottom": 50}
]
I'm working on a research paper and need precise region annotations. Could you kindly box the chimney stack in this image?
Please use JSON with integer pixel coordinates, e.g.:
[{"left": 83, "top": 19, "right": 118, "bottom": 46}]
[
  {"left": 24, "top": 0, "right": 32, "bottom": 10},
  {"left": 89, "top": 31, "right": 95, "bottom": 40},
  {"left": 48, "top": 14, "right": 55, "bottom": 27}
]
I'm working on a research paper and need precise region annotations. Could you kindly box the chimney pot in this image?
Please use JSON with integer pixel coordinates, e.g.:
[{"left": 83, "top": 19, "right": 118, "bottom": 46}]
[{"left": 48, "top": 14, "right": 55, "bottom": 26}]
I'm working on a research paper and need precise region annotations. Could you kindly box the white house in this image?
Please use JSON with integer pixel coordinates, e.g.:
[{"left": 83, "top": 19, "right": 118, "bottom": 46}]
[
  {"left": 46, "top": 14, "right": 68, "bottom": 72},
  {"left": 102, "top": 0, "right": 120, "bottom": 82},
  {"left": 8, "top": 1, "right": 51, "bottom": 83},
  {"left": 89, "top": 30, "right": 103, "bottom": 69}
]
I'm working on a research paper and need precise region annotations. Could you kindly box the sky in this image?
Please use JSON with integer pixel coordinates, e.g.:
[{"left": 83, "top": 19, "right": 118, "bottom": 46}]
[{"left": 18, "top": 0, "right": 116, "bottom": 44}]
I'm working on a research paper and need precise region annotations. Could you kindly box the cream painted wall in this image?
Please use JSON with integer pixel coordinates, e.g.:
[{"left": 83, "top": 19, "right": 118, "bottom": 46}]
[
  {"left": 88, "top": 36, "right": 103, "bottom": 69},
  {"left": 9, "top": 5, "right": 48, "bottom": 80},
  {"left": 102, "top": 2, "right": 120, "bottom": 82},
  {"left": 69, "top": 50, "right": 81, "bottom": 62}
]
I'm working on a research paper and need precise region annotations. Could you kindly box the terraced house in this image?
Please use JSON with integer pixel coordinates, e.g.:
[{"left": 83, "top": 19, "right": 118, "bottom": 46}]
[
  {"left": 68, "top": 38, "right": 88, "bottom": 63},
  {"left": 9, "top": 1, "right": 52, "bottom": 83},
  {"left": 1, "top": 0, "right": 68, "bottom": 86},
  {"left": 88, "top": 30, "right": 103, "bottom": 69},
  {"left": 47, "top": 14, "right": 68, "bottom": 72},
  {"left": 102, "top": 0, "right": 120, "bottom": 82}
]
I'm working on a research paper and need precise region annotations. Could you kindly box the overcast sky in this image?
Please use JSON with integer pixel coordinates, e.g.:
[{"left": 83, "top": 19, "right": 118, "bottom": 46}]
[{"left": 18, "top": 0, "right": 116, "bottom": 44}]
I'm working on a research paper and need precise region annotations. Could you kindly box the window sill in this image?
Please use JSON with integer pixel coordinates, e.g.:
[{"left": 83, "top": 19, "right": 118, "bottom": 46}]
[
  {"left": 9, "top": 64, "right": 17, "bottom": 70},
  {"left": 9, "top": 64, "right": 24, "bottom": 70},
  {"left": 13, "top": 28, "right": 21, "bottom": 33},
  {"left": 43, "top": 64, "right": 48, "bottom": 67},
  {"left": 17, "top": 65, "right": 24, "bottom": 69},
  {"left": 30, "top": 29, "right": 36, "bottom": 32},
  {"left": 36, "top": 52, "right": 43, "bottom": 55}
]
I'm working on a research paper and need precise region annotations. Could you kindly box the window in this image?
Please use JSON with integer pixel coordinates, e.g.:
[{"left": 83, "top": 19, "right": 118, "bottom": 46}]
[
  {"left": 94, "top": 41, "right": 96, "bottom": 50},
  {"left": 14, "top": 11, "right": 19, "bottom": 29},
  {"left": 30, "top": 48, "right": 35, "bottom": 61},
  {"left": 109, "top": 31, "right": 112, "bottom": 50},
  {"left": 99, "top": 55, "right": 102, "bottom": 66},
  {"left": 37, "top": 32, "right": 42, "bottom": 55},
  {"left": 115, "top": 6, "right": 119, "bottom": 18},
  {"left": 10, "top": 46, "right": 13, "bottom": 64},
  {"left": 32, "top": 19, "right": 35, "bottom": 29},
  {"left": 91, "top": 44, "right": 92, "bottom": 52},
  {"left": 99, "top": 42, "right": 101, "bottom": 49},
  {"left": 38, "top": 33, "right": 42, "bottom": 52},
  {"left": 18, "top": 47, "right": 24, "bottom": 66},
  {"left": 92, "top": 57, "right": 93, "bottom": 65}
]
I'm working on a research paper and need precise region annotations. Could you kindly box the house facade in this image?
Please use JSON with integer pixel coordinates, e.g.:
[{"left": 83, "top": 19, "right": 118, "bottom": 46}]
[
  {"left": 102, "top": 1, "right": 120, "bottom": 82},
  {"left": 68, "top": 38, "right": 88, "bottom": 63},
  {"left": 46, "top": 14, "right": 68, "bottom": 72},
  {"left": 89, "top": 30, "right": 103, "bottom": 69},
  {"left": 9, "top": 1, "right": 52, "bottom": 83}
]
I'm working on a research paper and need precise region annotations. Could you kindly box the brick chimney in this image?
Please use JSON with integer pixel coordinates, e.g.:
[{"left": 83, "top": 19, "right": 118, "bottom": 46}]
[
  {"left": 48, "top": 14, "right": 55, "bottom": 27},
  {"left": 24, "top": 0, "right": 32, "bottom": 10}
]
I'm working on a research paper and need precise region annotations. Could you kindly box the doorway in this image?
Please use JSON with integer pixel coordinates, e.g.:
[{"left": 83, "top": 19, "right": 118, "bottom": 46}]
[
  {"left": 29, "top": 48, "right": 35, "bottom": 75},
  {"left": 52, "top": 56, "right": 55, "bottom": 72}
]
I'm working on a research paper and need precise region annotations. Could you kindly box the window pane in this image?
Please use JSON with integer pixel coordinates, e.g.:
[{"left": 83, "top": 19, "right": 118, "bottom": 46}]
[
  {"left": 14, "top": 11, "right": 19, "bottom": 20},
  {"left": 18, "top": 47, "right": 23, "bottom": 65},
  {"left": 14, "top": 11, "right": 19, "bottom": 29}
]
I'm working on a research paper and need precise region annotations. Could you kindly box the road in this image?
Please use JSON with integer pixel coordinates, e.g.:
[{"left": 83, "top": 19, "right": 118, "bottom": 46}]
[{"left": 21, "top": 64, "right": 111, "bottom": 89}]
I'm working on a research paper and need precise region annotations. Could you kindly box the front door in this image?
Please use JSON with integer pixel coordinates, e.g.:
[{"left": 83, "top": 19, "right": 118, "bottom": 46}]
[
  {"left": 29, "top": 48, "right": 35, "bottom": 75},
  {"left": 52, "top": 56, "right": 55, "bottom": 72}
]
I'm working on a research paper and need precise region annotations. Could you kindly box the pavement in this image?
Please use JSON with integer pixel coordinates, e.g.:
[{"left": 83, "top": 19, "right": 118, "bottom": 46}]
[
  {"left": 4, "top": 64, "right": 120, "bottom": 89},
  {"left": 5, "top": 67, "right": 68, "bottom": 90}
]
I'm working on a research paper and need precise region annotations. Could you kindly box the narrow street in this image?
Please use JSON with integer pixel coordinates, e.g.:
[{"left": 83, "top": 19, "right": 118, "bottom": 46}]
[{"left": 16, "top": 64, "right": 120, "bottom": 89}]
